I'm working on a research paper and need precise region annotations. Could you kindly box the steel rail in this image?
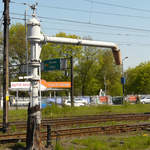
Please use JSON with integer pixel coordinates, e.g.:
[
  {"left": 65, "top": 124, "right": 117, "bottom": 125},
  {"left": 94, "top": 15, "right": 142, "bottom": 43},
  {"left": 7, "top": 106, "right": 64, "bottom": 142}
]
[
  {"left": 0, "top": 113, "right": 150, "bottom": 130},
  {"left": 0, "top": 123, "right": 150, "bottom": 144},
  {"left": 3, "top": 113, "right": 150, "bottom": 125}
]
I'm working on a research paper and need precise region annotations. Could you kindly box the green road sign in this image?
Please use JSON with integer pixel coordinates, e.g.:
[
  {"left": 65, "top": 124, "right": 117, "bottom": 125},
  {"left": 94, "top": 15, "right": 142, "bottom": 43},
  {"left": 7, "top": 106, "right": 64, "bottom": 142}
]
[
  {"left": 41, "top": 58, "right": 67, "bottom": 71},
  {"left": 43, "top": 58, "right": 61, "bottom": 71}
]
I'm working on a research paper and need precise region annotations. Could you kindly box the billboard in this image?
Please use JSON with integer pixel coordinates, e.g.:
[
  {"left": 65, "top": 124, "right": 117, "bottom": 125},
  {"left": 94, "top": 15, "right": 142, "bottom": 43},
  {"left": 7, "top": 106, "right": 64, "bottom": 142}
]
[
  {"left": 11, "top": 82, "right": 31, "bottom": 89},
  {"left": 41, "top": 80, "right": 71, "bottom": 88}
]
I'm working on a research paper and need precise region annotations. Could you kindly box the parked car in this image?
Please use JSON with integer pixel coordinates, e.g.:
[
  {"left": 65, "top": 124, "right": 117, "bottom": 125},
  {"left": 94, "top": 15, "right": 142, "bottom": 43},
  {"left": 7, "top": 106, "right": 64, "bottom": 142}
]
[
  {"left": 74, "top": 98, "right": 88, "bottom": 105},
  {"left": 140, "top": 97, "right": 150, "bottom": 104},
  {"left": 112, "top": 96, "right": 123, "bottom": 105},
  {"left": 65, "top": 100, "right": 85, "bottom": 107}
]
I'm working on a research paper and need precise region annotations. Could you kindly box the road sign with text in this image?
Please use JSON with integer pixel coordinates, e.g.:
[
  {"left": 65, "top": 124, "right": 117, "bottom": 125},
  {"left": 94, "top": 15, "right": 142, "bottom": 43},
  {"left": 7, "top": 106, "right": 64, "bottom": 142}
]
[{"left": 41, "top": 58, "right": 67, "bottom": 71}]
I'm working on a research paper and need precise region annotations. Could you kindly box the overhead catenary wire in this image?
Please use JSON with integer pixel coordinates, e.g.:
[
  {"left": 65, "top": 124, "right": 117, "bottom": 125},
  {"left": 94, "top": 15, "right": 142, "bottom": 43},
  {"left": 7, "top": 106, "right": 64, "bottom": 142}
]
[
  {"left": 38, "top": 5, "right": 150, "bottom": 20},
  {"left": 10, "top": 0, "right": 150, "bottom": 14},
  {"left": 3, "top": 18, "right": 150, "bottom": 47},
  {"left": 11, "top": 17, "right": 25, "bottom": 21},
  {"left": 8, "top": 2, "right": 150, "bottom": 20},
  {"left": 10, "top": 14, "right": 150, "bottom": 37},
  {"left": 7, "top": 0, "right": 150, "bottom": 46},
  {"left": 38, "top": 16, "right": 150, "bottom": 33},
  {"left": 84, "top": 0, "right": 150, "bottom": 13},
  {"left": 7, "top": 2, "right": 150, "bottom": 33},
  {"left": 8, "top": 11, "right": 150, "bottom": 33},
  {"left": 10, "top": 1, "right": 29, "bottom": 6},
  {"left": 9, "top": 15, "right": 150, "bottom": 39},
  {"left": 6, "top": 16, "right": 150, "bottom": 47},
  {"left": 43, "top": 26, "right": 150, "bottom": 38}
]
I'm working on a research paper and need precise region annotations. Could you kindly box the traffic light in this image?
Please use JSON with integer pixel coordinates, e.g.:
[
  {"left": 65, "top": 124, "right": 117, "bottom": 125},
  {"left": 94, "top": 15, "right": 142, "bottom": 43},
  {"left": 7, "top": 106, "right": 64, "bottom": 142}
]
[{"left": 112, "top": 48, "right": 122, "bottom": 65}]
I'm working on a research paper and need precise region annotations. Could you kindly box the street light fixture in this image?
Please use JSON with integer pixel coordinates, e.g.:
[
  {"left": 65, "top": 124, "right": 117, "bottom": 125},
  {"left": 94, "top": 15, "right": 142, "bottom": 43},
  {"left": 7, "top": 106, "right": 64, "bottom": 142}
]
[{"left": 121, "top": 57, "right": 128, "bottom": 103}]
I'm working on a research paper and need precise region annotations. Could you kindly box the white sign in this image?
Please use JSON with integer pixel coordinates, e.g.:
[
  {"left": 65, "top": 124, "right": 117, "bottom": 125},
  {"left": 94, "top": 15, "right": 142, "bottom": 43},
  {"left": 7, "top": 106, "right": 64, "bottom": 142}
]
[{"left": 11, "top": 82, "right": 31, "bottom": 89}]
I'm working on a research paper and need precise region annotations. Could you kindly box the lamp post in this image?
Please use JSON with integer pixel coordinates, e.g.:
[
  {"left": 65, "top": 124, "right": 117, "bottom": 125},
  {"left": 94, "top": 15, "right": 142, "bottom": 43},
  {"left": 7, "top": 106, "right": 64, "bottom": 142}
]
[{"left": 121, "top": 57, "right": 128, "bottom": 103}]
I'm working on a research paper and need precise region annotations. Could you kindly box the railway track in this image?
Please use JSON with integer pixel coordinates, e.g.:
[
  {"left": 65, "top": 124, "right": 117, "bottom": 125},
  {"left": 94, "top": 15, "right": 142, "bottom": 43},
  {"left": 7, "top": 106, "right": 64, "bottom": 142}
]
[
  {"left": 1, "top": 113, "right": 150, "bottom": 129},
  {"left": 0, "top": 123, "right": 150, "bottom": 144},
  {"left": 0, "top": 113, "right": 150, "bottom": 144}
]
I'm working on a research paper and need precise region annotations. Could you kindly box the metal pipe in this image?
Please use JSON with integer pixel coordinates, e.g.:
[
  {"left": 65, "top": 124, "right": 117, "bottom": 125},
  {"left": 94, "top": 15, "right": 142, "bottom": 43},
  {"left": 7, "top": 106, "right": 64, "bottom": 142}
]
[
  {"left": 44, "top": 36, "right": 119, "bottom": 50},
  {"left": 70, "top": 53, "right": 74, "bottom": 107}
]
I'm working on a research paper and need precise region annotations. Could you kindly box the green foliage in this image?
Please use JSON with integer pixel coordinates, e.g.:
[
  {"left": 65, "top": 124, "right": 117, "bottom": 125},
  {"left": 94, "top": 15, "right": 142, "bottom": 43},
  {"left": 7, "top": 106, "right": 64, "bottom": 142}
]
[
  {"left": 8, "top": 23, "right": 122, "bottom": 96},
  {"left": 40, "top": 33, "right": 122, "bottom": 96},
  {"left": 40, "top": 32, "right": 83, "bottom": 96},
  {"left": 9, "top": 23, "right": 26, "bottom": 64},
  {"left": 126, "top": 62, "right": 150, "bottom": 94},
  {"left": 75, "top": 48, "right": 122, "bottom": 96}
]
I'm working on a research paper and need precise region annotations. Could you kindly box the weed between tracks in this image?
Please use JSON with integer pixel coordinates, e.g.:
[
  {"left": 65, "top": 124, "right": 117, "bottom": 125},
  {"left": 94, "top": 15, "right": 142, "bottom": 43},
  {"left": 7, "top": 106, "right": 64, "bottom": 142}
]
[
  {"left": 54, "top": 131, "right": 150, "bottom": 150},
  {"left": 1, "top": 131, "right": 150, "bottom": 150}
]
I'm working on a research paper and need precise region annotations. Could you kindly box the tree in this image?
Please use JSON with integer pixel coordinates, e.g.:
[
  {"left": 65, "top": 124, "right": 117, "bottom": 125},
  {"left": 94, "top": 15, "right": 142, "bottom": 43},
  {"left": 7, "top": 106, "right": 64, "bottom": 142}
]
[
  {"left": 40, "top": 32, "right": 83, "bottom": 96},
  {"left": 75, "top": 47, "right": 122, "bottom": 96},
  {"left": 7, "top": 24, "right": 122, "bottom": 96},
  {"left": 75, "top": 46, "right": 101, "bottom": 96},
  {"left": 126, "top": 62, "right": 150, "bottom": 94},
  {"left": 96, "top": 50, "right": 122, "bottom": 96},
  {"left": 9, "top": 23, "right": 26, "bottom": 64}
]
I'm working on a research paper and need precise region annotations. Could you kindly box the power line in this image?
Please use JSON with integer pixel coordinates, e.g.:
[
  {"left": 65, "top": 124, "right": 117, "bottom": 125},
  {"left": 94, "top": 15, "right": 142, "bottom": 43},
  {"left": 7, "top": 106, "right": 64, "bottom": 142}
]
[
  {"left": 39, "top": 16, "right": 150, "bottom": 32},
  {"left": 8, "top": 2, "right": 150, "bottom": 32},
  {"left": 10, "top": 0, "right": 28, "bottom": 6},
  {"left": 38, "top": 5, "right": 150, "bottom": 20},
  {"left": 9, "top": 12, "right": 150, "bottom": 33},
  {"left": 43, "top": 26, "right": 150, "bottom": 38},
  {"left": 84, "top": 0, "right": 150, "bottom": 13},
  {"left": 9, "top": 2, "right": 150, "bottom": 20},
  {"left": 10, "top": 17, "right": 25, "bottom": 21},
  {"left": 6, "top": 17, "right": 150, "bottom": 47},
  {"left": 9, "top": 17, "right": 150, "bottom": 41},
  {"left": 4, "top": 16, "right": 150, "bottom": 47}
]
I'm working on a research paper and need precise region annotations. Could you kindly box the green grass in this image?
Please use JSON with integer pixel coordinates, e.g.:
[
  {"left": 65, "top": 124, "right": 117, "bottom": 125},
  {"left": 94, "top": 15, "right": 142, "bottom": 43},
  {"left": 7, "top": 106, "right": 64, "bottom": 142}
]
[
  {"left": 42, "top": 103, "right": 150, "bottom": 119},
  {"left": 0, "top": 103, "right": 150, "bottom": 121},
  {"left": 55, "top": 132, "right": 150, "bottom": 150},
  {"left": 1, "top": 133, "right": 150, "bottom": 150}
]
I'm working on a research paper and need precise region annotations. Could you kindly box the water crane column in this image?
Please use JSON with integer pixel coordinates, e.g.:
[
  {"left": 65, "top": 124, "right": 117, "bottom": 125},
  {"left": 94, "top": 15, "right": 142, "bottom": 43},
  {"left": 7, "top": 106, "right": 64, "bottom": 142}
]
[{"left": 26, "top": 9, "right": 121, "bottom": 149}]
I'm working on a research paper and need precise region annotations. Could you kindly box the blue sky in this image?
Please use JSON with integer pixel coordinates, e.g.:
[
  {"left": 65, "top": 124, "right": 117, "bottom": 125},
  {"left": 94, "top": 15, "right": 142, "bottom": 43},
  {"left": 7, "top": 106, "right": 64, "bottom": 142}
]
[{"left": 1, "top": 0, "right": 150, "bottom": 70}]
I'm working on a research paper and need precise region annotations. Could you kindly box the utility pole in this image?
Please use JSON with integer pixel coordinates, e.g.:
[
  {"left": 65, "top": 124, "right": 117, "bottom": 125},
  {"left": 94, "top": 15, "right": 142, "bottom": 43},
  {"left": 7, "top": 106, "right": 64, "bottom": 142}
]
[
  {"left": 24, "top": 9, "right": 29, "bottom": 76},
  {"left": 3, "top": 0, "right": 10, "bottom": 133},
  {"left": 121, "top": 56, "right": 128, "bottom": 103},
  {"left": 104, "top": 75, "right": 106, "bottom": 95},
  {"left": 70, "top": 51, "right": 74, "bottom": 107}
]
